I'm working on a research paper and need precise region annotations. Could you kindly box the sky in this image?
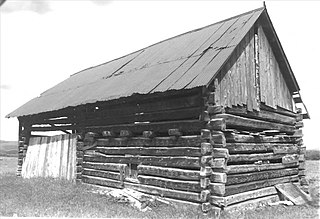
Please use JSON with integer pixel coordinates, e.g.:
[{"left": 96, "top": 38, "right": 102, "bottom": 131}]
[{"left": 0, "top": 1, "right": 319, "bottom": 150}]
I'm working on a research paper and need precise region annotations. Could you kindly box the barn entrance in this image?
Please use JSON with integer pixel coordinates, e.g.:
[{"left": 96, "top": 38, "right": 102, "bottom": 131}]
[{"left": 21, "top": 134, "right": 77, "bottom": 180}]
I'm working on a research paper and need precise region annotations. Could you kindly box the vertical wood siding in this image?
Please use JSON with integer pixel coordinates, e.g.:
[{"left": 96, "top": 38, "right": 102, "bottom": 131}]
[
  {"left": 215, "top": 29, "right": 258, "bottom": 111},
  {"left": 21, "top": 134, "right": 77, "bottom": 180},
  {"left": 258, "top": 26, "right": 293, "bottom": 111},
  {"left": 214, "top": 25, "right": 293, "bottom": 112}
]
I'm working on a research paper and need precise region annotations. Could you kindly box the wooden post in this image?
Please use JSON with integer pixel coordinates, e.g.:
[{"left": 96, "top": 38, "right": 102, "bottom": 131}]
[{"left": 17, "top": 117, "right": 32, "bottom": 177}]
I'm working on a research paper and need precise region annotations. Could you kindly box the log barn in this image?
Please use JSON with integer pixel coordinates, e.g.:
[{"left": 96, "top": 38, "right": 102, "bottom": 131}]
[{"left": 6, "top": 6, "right": 310, "bottom": 213}]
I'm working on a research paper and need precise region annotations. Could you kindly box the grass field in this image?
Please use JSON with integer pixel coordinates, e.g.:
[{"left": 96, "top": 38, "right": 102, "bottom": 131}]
[
  {"left": 0, "top": 157, "right": 319, "bottom": 218},
  {"left": 0, "top": 140, "right": 17, "bottom": 157}
]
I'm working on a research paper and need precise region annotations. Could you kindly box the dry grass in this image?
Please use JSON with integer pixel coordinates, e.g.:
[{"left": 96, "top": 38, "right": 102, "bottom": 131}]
[{"left": 0, "top": 157, "right": 319, "bottom": 218}]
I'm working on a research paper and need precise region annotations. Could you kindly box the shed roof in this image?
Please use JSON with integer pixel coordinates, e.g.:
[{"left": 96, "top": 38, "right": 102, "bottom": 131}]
[{"left": 6, "top": 7, "right": 300, "bottom": 118}]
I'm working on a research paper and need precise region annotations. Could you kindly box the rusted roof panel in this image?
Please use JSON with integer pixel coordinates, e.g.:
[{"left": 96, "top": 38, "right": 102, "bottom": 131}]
[{"left": 7, "top": 7, "right": 265, "bottom": 118}]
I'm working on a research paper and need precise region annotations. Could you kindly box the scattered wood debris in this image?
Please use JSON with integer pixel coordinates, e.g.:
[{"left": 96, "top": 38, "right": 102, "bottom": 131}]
[{"left": 89, "top": 186, "right": 171, "bottom": 212}]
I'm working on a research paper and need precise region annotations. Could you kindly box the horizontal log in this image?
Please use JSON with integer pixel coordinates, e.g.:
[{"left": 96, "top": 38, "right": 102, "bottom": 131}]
[
  {"left": 225, "top": 175, "right": 299, "bottom": 196},
  {"left": 83, "top": 107, "right": 202, "bottom": 127},
  {"left": 227, "top": 162, "right": 299, "bottom": 174},
  {"left": 225, "top": 186, "right": 278, "bottom": 206},
  {"left": 95, "top": 146, "right": 201, "bottom": 157},
  {"left": 282, "top": 154, "right": 299, "bottom": 164},
  {"left": 224, "top": 195, "right": 279, "bottom": 212},
  {"left": 137, "top": 165, "right": 200, "bottom": 181},
  {"left": 225, "top": 133, "right": 298, "bottom": 143},
  {"left": 137, "top": 175, "right": 225, "bottom": 194},
  {"left": 123, "top": 181, "right": 202, "bottom": 203},
  {"left": 96, "top": 135, "right": 203, "bottom": 147},
  {"left": 86, "top": 120, "right": 206, "bottom": 135},
  {"left": 96, "top": 90, "right": 202, "bottom": 117},
  {"left": 82, "top": 162, "right": 127, "bottom": 172},
  {"left": 211, "top": 106, "right": 297, "bottom": 125},
  {"left": 213, "top": 114, "right": 295, "bottom": 134},
  {"left": 260, "top": 104, "right": 297, "bottom": 118},
  {"left": 84, "top": 154, "right": 200, "bottom": 168},
  {"left": 83, "top": 169, "right": 120, "bottom": 180},
  {"left": 226, "top": 143, "right": 298, "bottom": 154},
  {"left": 82, "top": 175, "right": 123, "bottom": 189},
  {"left": 228, "top": 153, "right": 284, "bottom": 164},
  {"left": 273, "top": 145, "right": 299, "bottom": 154},
  {"left": 226, "top": 168, "right": 299, "bottom": 185},
  {"left": 30, "top": 125, "right": 76, "bottom": 132}
]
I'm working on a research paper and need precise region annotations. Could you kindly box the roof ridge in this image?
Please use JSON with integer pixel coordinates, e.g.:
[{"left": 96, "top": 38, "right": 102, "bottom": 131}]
[{"left": 70, "top": 6, "right": 265, "bottom": 78}]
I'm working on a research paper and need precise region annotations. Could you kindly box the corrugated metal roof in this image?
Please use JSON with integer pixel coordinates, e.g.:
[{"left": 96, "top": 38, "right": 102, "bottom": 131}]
[{"left": 7, "top": 7, "right": 265, "bottom": 118}]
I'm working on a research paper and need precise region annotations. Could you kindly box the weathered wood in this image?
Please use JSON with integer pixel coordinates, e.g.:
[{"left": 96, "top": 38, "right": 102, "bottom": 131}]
[
  {"left": 212, "top": 148, "right": 229, "bottom": 158},
  {"left": 275, "top": 183, "right": 311, "bottom": 205},
  {"left": 210, "top": 158, "right": 227, "bottom": 169},
  {"left": 102, "top": 131, "right": 116, "bottom": 137},
  {"left": 96, "top": 146, "right": 201, "bottom": 157},
  {"left": 138, "top": 175, "right": 213, "bottom": 193},
  {"left": 228, "top": 153, "right": 284, "bottom": 164},
  {"left": 142, "top": 131, "right": 156, "bottom": 138},
  {"left": 119, "top": 130, "right": 132, "bottom": 137},
  {"left": 224, "top": 195, "right": 279, "bottom": 212},
  {"left": 82, "top": 175, "right": 123, "bottom": 188},
  {"left": 225, "top": 175, "right": 299, "bottom": 196},
  {"left": 225, "top": 133, "right": 298, "bottom": 143},
  {"left": 123, "top": 181, "right": 202, "bottom": 203},
  {"left": 82, "top": 162, "right": 127, "bottom": 172},
  {"left": 260, "top": 104, "right": 297, "bottom": 118},
  {"left": 82, "top": 169, "right": 120, "bottom": 180},
  {"left": 210, "top": 172, "right": 227, "bottom": 183},
  {"left": 201, "top": 143, "right": 213, "bottom": 155},
  {"left": 208, "top": 92, "right": 215, "bottom": 104},
  {"left": 86, "top": 120, "right": 205, "bottom": 135},
  {"left": 273, "top": 145, "right": 299, "bottom": 154},
  {"left": 200, "top": 166, "right": 213, "bottom": 177},
  {"left": 282, "top": 154, "right": 299, "bottom": 164},
  {"left": 293, "top": 129, "right": 303, "bottom": 137},
  {"left": 84, "top": 107, "right": 202, "bottom": 128},
  {"left": 200, "top": 177, "right": 210, "bottom": 188},
  {"left": 225, "top": 186, "right": 278, "bottom": 206},
  {"left": 200, "top": 190, "right": 211, "bottom": 202},
  {"left": 295, "top": 121, "right": 303, "bottom": 129},
  {"left": 96, "top": 135, "right": 203, "bottom": 147},
  {"left": 84, "top": 154, "right": 200, "bottom": 168},
  {"left": 209, "top": 195, "right": 227, "bottom": 207},
  {"left": 30, "top": 125, "right": 76, "bottom": 132},
  {"left": 200, "top": 129, "right": 211, "bottom": 140},
  {"left": 137, "top": 165, "right": 199, "bottom": 181},
  {"left": 211, "top": 132, "right": 226, "bottom": 145},
  {"left": 168, "top": 129, "right": 182, "bottom": 137},
  {"left": 213, "top": 114, "right": 295, "bottom": 133},
  {"left": 207, "top": 106, "right": 225, "bottom": 115},
  {"left": 226, "top": 143, "right": 298, "bottom": 154},
  {"left": 226, "top": 168, "right": 299, "bottom": 185},
  {"left": 206, "top": 118, "right": 226, "bottom": 131},
  {"left": 213, "top": 106, "right": 297, "bottom": 125},
  {"left": 227, "top": 162, "right": 299, "bottom": 174}
]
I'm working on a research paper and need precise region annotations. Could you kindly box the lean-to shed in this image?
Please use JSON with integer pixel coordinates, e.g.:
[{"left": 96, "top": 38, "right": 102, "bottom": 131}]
[{"left": 7, "top": 6, "right": 310, "bottom": 213}]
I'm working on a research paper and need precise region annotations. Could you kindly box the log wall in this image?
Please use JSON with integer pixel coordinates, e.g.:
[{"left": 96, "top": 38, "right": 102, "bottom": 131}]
[{"left": 203, "top": 83, "right": 305, "bottom": 209}]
